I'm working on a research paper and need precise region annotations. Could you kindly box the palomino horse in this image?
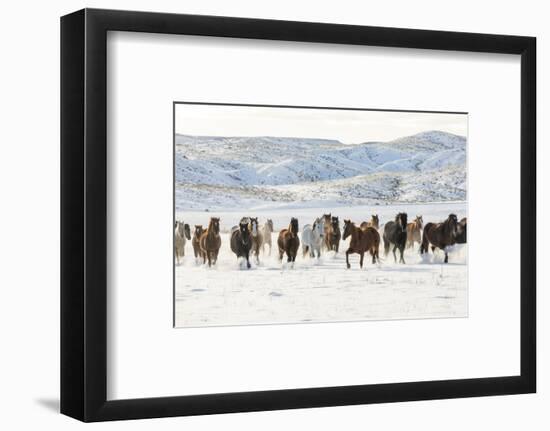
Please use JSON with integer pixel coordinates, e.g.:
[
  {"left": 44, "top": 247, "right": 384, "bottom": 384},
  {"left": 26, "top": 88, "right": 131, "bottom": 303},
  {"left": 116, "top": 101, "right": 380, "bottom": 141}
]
[
  {"left": 383, "top": 213, "right": 408, "bottom": 264},
  {"left": 174, "top": 221, "right": 191, "bottom": 265},
  {"left": 326, "top": 216, "right": 341, "bottom": 252},
  {"left": 301, "top": 217, "right": 324, "bottom": 258},
  {"left": 192, "top": 225, "right": 204, "bottom": 261},
  {"left": 360, "top": 214, "right": 379, "bottom": 231},
  {"left": 406, "top": 215, "right": 423, "bottom": 249},
  {"left": 230, "top": 218, "right": 252, "bottom": 269},
  {"left": 199, "top": 217, "right": 221, "bottom": 267},
  {"left": 249, "top": 217, "right": 263, "bottom": 264},
  {"left": 278, "top": 217, "right": 300, "bottom": 265},
  {"left": 343, "top": 220, "right": 380, "bottom": 269},
  {"left": 420, "top": 213, "right": 458, "bottom": 263},
  {"left": 261, "top": 219, "right": 274, "bottom": 255},
  {"left": 455, "top": 217, "right": 467, "bottom": 244}
]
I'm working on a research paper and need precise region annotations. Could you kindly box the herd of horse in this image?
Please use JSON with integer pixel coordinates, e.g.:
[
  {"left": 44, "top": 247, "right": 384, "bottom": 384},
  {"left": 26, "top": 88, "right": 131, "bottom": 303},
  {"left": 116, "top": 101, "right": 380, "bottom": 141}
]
[{"left": 174, "top": 212, "right": 467, "bottom": 269}]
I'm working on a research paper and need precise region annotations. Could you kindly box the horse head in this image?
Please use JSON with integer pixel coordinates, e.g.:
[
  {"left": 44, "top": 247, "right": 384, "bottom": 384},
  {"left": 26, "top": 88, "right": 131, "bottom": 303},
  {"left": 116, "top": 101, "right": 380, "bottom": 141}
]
[
  {"left": 447, "top": 213, "right": 458, "bottom": 236},
  {"left": 175, "top": 221, "right": 184, "bottom": 237},
  {"left": 396, "top": 213, "right": 408, "bottom": 232},
  {"left": 371, "top": 214, "right": 380, "bottom": 229},
  {"left": 415, "top": 215, "right": 423, "bottom": 229},
  {"left": 239, "top": 220, "right": 250, "bottom": 245},
  {"left": 331, "top": 216, "right": 339, "bottom": 230},
  {"left": 249, "top": 217, "right": 259, "bottom": 237},
  {"left": 210, "top": 217, "right": 220, "bottom": 235},
  {"left": 289, "top": 218, "right": 299, "bottom": 237},
  {"left": 313, "top": 218, "right": 324, "bottom": 237},
  {"left": 342, "top": 219, "right": 353, "bottom": 240},
  {"left": 194, "top": 225, "right": 204, "bottom": 238}
]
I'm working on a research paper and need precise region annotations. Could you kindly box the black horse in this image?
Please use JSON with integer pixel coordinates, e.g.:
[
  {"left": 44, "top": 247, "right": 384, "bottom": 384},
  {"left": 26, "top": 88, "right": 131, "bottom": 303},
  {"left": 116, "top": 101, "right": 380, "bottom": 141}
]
[
  {"left": 383, "top": 212, "right": 408, "bottom": 264},
  {"left": 230, "top": 218, "right": 252, "bottom": 269}
]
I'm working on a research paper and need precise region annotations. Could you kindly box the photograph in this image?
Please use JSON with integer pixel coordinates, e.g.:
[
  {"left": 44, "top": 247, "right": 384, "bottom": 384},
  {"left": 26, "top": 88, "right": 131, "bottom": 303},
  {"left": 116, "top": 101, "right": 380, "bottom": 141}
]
[{"left": 174, "top": 103, "right": 468, "bottom": 327}]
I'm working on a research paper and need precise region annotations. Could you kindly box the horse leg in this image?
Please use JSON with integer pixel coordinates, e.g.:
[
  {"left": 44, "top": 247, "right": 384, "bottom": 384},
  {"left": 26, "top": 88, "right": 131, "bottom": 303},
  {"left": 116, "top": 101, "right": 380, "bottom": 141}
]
[
  {"left": 207, "top": 252, "right": 212, "bottom": 267},
  {"left": 246, "top": 251, "right": 251, "bottom": 269},
  {"left": 392, "top": 245, "right": 397, "bottom": 263},
  {"left": 444, "top": 249, "right": 449, "bottom": 264},
  {"left": 345, "top": 249, "right": 351, "bottom": 269},
  {"left": 303, "top": 245, "right": 309, "bottom": 258},
  {"left": 400, "top": 246, "right": 405, "bottom": 264},
  {"left": 384, "top": 238, "right": 390, "bottom": 256},
  {"left": 279, "top": 248, "right": 284, "bottom": 261},
  {"left": 359, "top": 252, "right": 364, "bottom": 269}
]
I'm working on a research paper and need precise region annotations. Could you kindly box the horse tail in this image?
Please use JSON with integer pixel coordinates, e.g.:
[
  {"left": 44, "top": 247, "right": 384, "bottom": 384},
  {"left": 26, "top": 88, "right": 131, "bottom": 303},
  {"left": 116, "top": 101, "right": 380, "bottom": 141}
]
[
  {"left": 420, "top": 224, "right": 431, "bottom": 254},
  {"left": 383, "top": 234, "right": 390, "bottom": 256}
]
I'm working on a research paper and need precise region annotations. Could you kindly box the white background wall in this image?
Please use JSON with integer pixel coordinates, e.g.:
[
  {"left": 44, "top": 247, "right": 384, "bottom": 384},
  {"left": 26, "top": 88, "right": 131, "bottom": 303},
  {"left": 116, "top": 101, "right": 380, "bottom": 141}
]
[{"left": 0, "top": 0, "right": 546, "bottom": 429}]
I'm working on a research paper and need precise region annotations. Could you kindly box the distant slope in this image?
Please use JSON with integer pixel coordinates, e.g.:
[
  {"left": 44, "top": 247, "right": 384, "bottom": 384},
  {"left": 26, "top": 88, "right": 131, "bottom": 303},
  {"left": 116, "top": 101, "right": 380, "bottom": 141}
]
[{"left": 175, "top": 131, "right": 467, "bottom": 210}]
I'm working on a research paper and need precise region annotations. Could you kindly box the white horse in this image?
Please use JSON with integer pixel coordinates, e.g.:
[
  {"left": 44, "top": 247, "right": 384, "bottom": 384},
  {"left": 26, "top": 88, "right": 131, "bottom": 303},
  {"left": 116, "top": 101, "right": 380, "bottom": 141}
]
[
  {"left": 261, "top": 219, "right": 274, "bottom": 255},
  {"left": 174, "top": 220, "right": 191, "bottom": 265},
  {"left": 301, "top": 218, "right": 325, "bottom": 258}
]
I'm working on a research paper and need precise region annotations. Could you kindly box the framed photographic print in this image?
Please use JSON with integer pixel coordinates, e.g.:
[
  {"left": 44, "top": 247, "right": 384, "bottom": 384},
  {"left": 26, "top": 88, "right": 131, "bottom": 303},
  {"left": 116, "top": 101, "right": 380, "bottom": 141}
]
[{"left": 61, "top": 8, "right": 536, "bottom": 422}]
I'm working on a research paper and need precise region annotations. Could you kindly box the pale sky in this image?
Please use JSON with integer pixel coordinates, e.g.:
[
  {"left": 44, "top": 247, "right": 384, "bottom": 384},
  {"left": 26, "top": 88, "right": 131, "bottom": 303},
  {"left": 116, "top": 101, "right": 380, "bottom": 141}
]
[{"left": 175, "top": 103, "right": 467, "bottom": 145}]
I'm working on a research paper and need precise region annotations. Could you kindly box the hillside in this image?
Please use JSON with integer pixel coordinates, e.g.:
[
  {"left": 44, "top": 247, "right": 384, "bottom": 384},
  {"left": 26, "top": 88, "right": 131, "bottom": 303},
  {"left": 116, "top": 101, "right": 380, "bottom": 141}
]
[{"left": 175, "top": 130, "right": 467, "bottom": 210}]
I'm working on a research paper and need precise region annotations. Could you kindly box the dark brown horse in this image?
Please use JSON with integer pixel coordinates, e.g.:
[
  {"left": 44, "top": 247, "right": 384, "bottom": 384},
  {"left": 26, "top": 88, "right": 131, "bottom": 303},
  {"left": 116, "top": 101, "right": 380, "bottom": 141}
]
[
  {"left": 420, "top": 213, "right": 458, "bottom": 263},
  {"left": 192, "top": 225, "right": 204, "bottom": 260},
  {"left": 383, "top": 213, "right": 408, "bottom": 264},
  {"left": 406, "top": 215, "right": 423, "bottom": 249},
  {"left": 278, "top": 217, "right": 300, "bottom": 265},
  {"left": 230, "top": 218, "right": 252, "bottom": 269},
  {"left": 327, "top": 216, "right": 341, "bottom": 252},
  {"left": 249, "top": 217, "right": 263, "bottom": 264},
  {"left": 360, "top": 214, "right": 379, "bottom": 231},
  {"left": 199, "top": 217, "right": 221, "bottom": 267},
  {"left": 455, "top": 217, "right": 467, "bottom": 244},
  {"left": 343, "top": 220, "right": 380, "bottom": 269}
]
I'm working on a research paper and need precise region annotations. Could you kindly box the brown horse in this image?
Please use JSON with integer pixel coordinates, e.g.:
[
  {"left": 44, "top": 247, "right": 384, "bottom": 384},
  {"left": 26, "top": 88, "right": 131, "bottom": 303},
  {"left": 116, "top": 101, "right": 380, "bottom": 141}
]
[
  {"left": 406, "top": 215, "right": 423, "bottom": 249},
  {"left": 360, "top": 214, "right": 379, "bottom": 231},
  {"left": 278, "top": 217, "right": 300, "bottom": 265},
  {"left": 249, "top": 217, "right": 263, "bottom": 264},
  {"left": 192, "top": 225, "right": 204, "bottom": 260},
  {"left": 199, "top": 217, "right": 221, "bottom": 267},
  {"left": 326, "top": 216, "right": 341, "bottom": 252},
  {"left": 420, "top": 214, "right": 458, "bottom": 263},
  {"left": 343, "top": 220, "right": 380, "bottom": 268}
]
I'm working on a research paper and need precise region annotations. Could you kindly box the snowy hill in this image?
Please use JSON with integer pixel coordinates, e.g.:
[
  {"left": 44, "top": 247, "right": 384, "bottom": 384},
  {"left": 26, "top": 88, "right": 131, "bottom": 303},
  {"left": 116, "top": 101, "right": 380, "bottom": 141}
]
[{"left": 175, "top": 131, "right": 467, "bottom": 210}]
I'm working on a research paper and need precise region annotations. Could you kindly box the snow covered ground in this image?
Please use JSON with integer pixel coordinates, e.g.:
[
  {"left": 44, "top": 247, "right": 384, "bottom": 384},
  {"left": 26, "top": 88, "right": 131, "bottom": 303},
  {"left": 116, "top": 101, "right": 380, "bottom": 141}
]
[{"left": 175, "top": 201, "right": 468, "bottom": 328}]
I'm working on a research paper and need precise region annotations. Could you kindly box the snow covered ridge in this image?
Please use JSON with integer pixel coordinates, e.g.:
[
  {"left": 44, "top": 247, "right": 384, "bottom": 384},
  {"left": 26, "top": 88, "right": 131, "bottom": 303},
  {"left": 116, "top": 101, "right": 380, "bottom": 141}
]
[{"left": 175, "top": 130, "right": 466, "bottom": 210}]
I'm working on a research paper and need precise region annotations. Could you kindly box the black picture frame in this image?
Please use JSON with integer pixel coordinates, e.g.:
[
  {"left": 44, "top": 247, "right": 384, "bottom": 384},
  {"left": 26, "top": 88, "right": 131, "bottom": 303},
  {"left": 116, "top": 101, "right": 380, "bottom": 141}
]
[{"left": 61, "top": 8, "right": 536, "bottom": 422}]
